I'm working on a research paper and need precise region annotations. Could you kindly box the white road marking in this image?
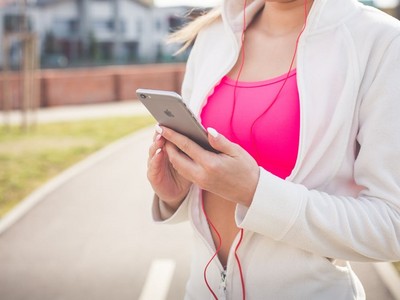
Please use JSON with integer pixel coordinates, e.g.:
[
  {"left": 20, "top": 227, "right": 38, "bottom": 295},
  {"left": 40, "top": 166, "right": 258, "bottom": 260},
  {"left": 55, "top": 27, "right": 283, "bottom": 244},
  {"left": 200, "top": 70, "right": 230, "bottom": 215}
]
[{"left": 139, "top": 259, "right": 176, "bottom": 300}]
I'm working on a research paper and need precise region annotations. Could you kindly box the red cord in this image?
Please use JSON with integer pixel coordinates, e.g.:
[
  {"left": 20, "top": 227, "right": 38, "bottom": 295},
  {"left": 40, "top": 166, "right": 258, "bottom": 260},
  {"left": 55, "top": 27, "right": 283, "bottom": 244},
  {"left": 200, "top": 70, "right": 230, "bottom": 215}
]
[
  {"left": 201, "top": 195, "right": 246, "bottom": 300},
  {"left": 266, "top": 0, "right": 309, "bottom": 103},
  {"left": 235, "top": 228, "right": 246, "bottom": 300},
  {"left": 231, "top": 0, "right": 310, "bottom": 160},
  {"left": 201, "top": 196, "right": 222, "bottom": 300},
  {"left": 250, "top": 0, "right": 309, "bottom": 159},
  {"left": 231, "top": 0, "right": 248, "bottom": 133},
  {"left": 202, "top": 1, "right": 309, "bottom": 299}
]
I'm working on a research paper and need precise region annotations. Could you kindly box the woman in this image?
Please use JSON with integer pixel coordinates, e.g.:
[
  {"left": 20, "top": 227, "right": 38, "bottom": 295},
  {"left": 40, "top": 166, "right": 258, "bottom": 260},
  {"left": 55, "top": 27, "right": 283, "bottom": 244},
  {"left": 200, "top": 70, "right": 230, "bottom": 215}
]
[{"left": 147, "top": 0, "right": 400, "bottom": 299}]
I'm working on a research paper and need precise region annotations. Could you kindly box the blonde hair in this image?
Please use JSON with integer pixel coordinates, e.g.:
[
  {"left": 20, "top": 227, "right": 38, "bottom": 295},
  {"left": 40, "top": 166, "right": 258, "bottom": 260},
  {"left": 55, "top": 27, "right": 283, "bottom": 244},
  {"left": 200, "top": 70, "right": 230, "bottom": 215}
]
[{"left": 168, "top": 7, "right": 222, "bottom": 54}]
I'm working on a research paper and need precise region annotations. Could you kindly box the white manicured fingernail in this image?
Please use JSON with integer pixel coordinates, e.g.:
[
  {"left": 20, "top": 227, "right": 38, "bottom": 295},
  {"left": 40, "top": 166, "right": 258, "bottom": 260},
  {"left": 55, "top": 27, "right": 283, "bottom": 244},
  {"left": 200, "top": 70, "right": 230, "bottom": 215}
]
[
  {"left": 207, "top": 127, "right": 219, "bottom": 138},
  {"left": 155, "top": 148, "right": 162, "bottom": 155},
  {"left": 155, "top": 124, "right": 163, "bottom": 134}
]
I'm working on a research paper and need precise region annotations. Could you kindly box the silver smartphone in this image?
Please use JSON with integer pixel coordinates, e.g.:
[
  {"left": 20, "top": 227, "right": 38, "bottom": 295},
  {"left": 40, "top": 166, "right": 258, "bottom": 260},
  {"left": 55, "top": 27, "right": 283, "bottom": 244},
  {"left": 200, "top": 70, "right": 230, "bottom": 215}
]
[{"left": 136, "top": 88, "right": 216, "bottom": 153}]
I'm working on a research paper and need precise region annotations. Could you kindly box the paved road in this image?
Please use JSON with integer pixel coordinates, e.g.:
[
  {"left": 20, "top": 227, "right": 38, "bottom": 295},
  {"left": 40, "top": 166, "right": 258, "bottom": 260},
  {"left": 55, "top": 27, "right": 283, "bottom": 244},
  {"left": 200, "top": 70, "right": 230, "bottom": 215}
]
[
  {"left": 0, "top": 127, "right": 192, "bottom": 300},
  {"left": 0, "top": 103, "right": 396, "bottom": 299}
]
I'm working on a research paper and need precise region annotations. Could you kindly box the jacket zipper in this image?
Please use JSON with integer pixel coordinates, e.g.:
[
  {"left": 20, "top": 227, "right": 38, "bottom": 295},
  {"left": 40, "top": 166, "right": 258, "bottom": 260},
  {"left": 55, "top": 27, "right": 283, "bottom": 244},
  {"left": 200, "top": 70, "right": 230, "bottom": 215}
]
[{"left": 219, "top": 269, "right": 228, "bottom": 300}]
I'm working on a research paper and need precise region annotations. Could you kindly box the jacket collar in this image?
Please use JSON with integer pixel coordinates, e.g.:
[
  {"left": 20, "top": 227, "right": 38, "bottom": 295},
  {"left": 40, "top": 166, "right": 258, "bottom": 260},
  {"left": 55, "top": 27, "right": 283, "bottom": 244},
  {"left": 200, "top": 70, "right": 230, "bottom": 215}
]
[{"left": 221, "top": 0, "right": 361, "bottom": 37}]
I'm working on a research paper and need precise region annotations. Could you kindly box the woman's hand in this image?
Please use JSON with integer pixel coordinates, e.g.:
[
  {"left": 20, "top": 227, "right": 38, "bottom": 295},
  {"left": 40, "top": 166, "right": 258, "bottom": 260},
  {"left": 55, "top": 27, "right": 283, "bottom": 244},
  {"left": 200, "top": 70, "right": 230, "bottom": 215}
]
[
  {"left": 160, "top": 126, "right": 260, "bottom": 207},
  {"left": 147, "top": 125, "right": 192, "bottom": 211}
]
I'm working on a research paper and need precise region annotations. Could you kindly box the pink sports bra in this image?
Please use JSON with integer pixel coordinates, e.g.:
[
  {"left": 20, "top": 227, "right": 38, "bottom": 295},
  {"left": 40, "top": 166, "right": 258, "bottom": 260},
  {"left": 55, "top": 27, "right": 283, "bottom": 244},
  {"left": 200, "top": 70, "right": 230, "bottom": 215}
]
[{"left": 200, "top": 70, "right": 300, "bottom": 179}]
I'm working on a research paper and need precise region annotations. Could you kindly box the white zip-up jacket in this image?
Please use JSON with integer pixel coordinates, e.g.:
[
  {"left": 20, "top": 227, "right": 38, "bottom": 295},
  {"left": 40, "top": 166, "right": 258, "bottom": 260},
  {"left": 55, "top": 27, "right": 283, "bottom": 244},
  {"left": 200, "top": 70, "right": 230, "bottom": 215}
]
[{"left": 152, "top": 0, "right": 400, "bottom": 299}]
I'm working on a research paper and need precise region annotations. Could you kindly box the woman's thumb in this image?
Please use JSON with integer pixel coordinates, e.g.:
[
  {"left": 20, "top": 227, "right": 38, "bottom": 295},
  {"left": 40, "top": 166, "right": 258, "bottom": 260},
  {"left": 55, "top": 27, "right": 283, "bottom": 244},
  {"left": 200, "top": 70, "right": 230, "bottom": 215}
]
[{"left": 207, "top": 127, "right": 236, "bottom": 155}]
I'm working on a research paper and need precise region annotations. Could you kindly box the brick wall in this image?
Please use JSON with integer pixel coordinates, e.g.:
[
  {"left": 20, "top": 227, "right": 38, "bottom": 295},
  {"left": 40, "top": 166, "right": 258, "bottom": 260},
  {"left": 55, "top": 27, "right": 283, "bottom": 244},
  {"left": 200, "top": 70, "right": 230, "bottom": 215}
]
[{"left": 0, "top": 63, "right": 186, "bottom": 110}]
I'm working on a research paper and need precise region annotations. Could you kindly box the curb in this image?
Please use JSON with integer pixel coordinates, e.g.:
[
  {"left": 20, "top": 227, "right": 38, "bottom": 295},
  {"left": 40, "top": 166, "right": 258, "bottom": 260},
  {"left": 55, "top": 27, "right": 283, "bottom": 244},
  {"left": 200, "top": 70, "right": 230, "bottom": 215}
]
[
  {"left": 0, "top": 126, "right": 153, "bottom": 236},
  {"left": 373, "top": 262, "right": 400, "bottom": 300},
  {"left": 0, "top": 101, "right": 149, "bottom": 125}
]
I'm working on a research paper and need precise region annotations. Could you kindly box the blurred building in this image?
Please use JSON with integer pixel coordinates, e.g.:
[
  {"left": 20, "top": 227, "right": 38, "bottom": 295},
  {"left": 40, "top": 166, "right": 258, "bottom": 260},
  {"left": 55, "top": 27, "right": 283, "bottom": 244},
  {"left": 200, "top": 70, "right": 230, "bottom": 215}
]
[
  {"left": 1, "top": 0, "right": 397, "bottom": 69},
  {"left": 0, "top": 0, "right": 193, "bottom": 68}
]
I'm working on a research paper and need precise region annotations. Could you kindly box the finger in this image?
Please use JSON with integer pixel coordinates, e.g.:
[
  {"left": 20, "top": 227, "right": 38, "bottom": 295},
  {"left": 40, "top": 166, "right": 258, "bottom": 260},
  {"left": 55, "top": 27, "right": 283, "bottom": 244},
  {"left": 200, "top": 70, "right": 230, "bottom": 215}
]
[
  {"left": 164, "top": 140, "right": 198, "bottom": 182},
  {"left": 152, "top": 124, "right": 163, "bottom": 141},
  {"left": 148, "top": 134, "right": 165, "bottom": 157},
  {"left": 207, "top": 127, "right": 239, "bottom": 156},
  {"left": 147, "top": 147, "right": 164, "bottom": 181},
  {"left": 160, "top": 126, "right": 209, "bottom": 162},
  {"left": 147, "top": 136, "right": 165, "bottom": 171}
]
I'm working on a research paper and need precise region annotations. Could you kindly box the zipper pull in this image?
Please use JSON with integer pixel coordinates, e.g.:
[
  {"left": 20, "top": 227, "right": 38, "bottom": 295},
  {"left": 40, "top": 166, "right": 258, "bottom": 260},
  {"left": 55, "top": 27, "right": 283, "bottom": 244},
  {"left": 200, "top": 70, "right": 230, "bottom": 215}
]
[{"left": 219, "top": 270, "right": 227, "bottom": 300}]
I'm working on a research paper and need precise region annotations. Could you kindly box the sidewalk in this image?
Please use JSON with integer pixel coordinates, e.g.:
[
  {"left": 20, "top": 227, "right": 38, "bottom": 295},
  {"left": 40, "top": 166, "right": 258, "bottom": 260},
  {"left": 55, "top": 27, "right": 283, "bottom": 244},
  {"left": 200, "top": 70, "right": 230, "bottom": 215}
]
[
  {"left": 0, "top": 101, "right": 398, "bottom": 299},
  {"left": 0, "top": 100, "right": 149, "bottom": 125}
]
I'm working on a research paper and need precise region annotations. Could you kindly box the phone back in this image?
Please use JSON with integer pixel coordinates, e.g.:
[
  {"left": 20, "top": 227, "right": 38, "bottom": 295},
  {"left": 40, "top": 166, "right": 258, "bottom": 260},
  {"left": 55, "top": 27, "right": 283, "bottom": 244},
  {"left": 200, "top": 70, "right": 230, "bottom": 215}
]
[{"left": 137, "top": 89, "right": 215, "bottom": 152}]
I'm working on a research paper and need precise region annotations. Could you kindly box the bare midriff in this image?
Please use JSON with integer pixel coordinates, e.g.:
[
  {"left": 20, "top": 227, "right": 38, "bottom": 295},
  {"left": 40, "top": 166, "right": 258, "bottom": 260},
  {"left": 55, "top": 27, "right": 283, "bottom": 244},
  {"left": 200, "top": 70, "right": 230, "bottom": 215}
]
[{"left": 203, "top": 190, "right": 240, "bottom": 268}]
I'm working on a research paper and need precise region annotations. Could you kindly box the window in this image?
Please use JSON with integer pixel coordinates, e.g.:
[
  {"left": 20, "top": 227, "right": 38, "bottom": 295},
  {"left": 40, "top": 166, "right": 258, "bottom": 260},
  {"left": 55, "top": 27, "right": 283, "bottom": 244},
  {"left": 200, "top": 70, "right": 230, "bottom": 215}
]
[{"left": 4, "top": 14, "right": 32, "bottom": 33}]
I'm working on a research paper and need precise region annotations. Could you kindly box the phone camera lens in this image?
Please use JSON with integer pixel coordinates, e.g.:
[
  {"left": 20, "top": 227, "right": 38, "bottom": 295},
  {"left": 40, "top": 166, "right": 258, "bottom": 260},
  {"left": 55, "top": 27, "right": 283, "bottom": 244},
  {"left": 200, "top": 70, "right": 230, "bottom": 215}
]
[{"left": 140, "top": 94, "right": 147, "bottom": 99}]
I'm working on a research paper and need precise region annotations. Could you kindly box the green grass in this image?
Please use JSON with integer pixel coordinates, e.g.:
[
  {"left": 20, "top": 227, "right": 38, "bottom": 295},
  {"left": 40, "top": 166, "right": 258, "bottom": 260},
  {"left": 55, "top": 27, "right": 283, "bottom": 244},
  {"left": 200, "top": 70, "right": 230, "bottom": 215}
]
[{"left": 0, "top": 115, "right": 155, "bottom": 218}]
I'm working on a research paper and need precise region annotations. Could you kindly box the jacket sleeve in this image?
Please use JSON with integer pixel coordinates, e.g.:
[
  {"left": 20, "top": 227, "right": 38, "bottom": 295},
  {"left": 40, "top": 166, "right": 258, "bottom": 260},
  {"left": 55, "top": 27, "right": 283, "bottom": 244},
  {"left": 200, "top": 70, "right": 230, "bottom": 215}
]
[
  {"left": 235, "top": 35, "right": 400, "bottom": 262},
  {"left": 152, "top": 189, "right": 191, "bottom": 224},
  {"left": 151, "top": 37, "right": 200, "bottom": 224}
]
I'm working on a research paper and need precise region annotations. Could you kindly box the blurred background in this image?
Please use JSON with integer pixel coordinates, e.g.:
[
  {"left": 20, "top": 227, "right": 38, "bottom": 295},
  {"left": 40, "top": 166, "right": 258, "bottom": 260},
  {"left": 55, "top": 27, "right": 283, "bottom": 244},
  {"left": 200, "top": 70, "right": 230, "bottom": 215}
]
[
  {"left": 0, "top": 0, "right": 399, "bottom": 114},
  {"left": 0, "top": 0, "right": 399, "bottom": 300},
  {"left": 1, "top": 0, "right": 194, "bottom": 69}
]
